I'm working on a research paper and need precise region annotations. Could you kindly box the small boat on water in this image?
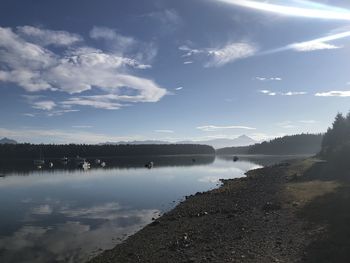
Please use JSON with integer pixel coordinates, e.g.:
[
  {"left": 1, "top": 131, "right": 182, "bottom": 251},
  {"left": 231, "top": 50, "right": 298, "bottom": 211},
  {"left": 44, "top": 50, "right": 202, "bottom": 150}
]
[
  {"left": 78, "top": 161, "right": 91, "bottom": 170},
  {"left": 233, "top": 156, "right": 239, "bottom": 162},
  {"left": 95, "top": 159, "right": 101, "bottom": 165},
  {"left": 75, "top": 156, "right": 90, "bottom": 169},
  {"left": 49, "top": 162, "right": 54, "bottom": 168},
  {"left": 100, "top": 162, "right": 106, "bottom": 167},
  {"left": 145, "top": 161, "right": 154, "bottom": 169},
  {"left": 34, "top": 159, "right": 45, "bottom": 166},
  {"left": 34, "top": 148, "right": 45, "bottom": 168}
]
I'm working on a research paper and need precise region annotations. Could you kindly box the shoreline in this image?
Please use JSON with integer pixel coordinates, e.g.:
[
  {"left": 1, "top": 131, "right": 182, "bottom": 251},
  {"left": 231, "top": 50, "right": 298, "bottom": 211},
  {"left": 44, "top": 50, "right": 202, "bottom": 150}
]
[{"left": 89, "top": 157, "right": 346, "bottom": 262}]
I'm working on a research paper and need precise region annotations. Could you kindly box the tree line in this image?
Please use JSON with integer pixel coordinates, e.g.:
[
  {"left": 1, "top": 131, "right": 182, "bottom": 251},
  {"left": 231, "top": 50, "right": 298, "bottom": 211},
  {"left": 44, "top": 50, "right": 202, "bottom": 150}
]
[
  {"left": 217, "top": 134, "right": 323, "bottom": 155},
  {"left": 0, "top": 144, "right": 215, "bottom": 159},
  {"left": 319, "top": 112, "right": 350, "bottom": 168}
]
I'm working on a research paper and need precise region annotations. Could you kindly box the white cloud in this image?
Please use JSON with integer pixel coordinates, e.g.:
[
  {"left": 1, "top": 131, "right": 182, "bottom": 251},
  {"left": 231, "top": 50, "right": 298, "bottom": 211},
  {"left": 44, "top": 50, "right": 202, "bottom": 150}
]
[
  {"left": 197, "top": 125, "right": 256, "bottom": 131},
  {"left": 179, "top": 42, "right": 257, "bottom": 67},
  {"left": 277, "top": 121, "right": 297, "bottom": 129},
  {"left": 23, "top": 113, "right": 36, "bottom": 117},
  {"left": 283, "top": 91, "right": 307, "bottom": 96},
  {"left": 258, "top": 30, "right": 350, "bottom": 57},
  {"left": 213, "top": 0, "right": 350, "bottom": 21},
  {"left": 259, "top": 90, "right": 276, "bottom": 96},
  {"left": 179, "top": 45, "right": 201, "bottom": 57},
  {"left": 61, "top": 97, "right": 122, "bottom": 110},
  {"left": 72, "top": 125, "right": 93, "bottom": 129},
  {"left": 259, "top": 90, "right": 307, "bottom": 96},
  {"left": 299, "top": 120, "right": 318, "bottom": 124},
  {"left": 290, "top": 41, "right": 340, "bottom": 52},
  {"left": 175, "top": 87, "right": 183, "bottom": 91},
  {"left": 32, "top": 100, "right": 56, "bottom": 111},
  {"left": 46, "top": 109, "right": 80, "bottom": 117},
  {"left": 206, "top": 42, "right": 257, "bottom": 67},
  {"left": 255, "top": 77, "right": 282, "bottom": 81},
  {"left": 183, "top": 61, "right": 193, "bottom": 64},
  {"left": 0, "top": 26, "right": 167, "bottom": 110},
  {"left": 284, "top": 30, "right": 350, "bottom": 53},
  {"left": 315, "top": 90, "right": 350, "bottom": 97},
  {"left": 154, "top": 130, "right": 174, "bottom": 133},
  {"left": 17, "top": 25, "right": 82, "bottom": 47}
]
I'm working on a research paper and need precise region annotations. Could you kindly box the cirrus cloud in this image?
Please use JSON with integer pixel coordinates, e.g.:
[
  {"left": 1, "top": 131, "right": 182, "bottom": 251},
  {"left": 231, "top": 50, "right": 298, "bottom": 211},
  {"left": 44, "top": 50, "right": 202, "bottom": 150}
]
[
  {"left": 197, "top": 125, "right": 256, "bottom": 131},
  {"left": 179, "top": 41, "right": 258, "bottom": 67},
  {"left": 315, "top": 90, "right": 350, "bottom": 97}
]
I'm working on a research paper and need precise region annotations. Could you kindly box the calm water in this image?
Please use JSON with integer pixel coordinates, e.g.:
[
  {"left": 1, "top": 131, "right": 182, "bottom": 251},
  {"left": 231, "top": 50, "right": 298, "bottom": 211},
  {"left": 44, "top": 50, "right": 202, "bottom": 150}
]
[{"left": 0, "top": 155, "right": 294, "bottom": 263}]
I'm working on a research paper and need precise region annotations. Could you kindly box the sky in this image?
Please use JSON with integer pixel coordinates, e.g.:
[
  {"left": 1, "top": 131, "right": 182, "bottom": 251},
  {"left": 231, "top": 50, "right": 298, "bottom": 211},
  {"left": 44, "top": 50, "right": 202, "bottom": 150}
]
[{"left": 1, "top": 0, "right": 350, "bottom": 144}]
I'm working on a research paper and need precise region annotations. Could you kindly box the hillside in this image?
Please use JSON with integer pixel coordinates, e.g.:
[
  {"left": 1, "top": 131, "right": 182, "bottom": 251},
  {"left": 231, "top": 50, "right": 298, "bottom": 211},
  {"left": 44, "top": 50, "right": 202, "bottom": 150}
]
[
  {"left": 217, "top": 134, "right": 323, "bottom": 155},
  {"left": 0, "top": 137, "right": 17, "bottom": 144}
]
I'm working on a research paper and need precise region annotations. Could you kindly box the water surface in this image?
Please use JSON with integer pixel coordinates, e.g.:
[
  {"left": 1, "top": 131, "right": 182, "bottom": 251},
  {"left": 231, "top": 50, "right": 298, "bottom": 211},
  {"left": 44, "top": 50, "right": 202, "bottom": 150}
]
[{"left": 0, "top": 155, "right": 293, "bottom": 262}]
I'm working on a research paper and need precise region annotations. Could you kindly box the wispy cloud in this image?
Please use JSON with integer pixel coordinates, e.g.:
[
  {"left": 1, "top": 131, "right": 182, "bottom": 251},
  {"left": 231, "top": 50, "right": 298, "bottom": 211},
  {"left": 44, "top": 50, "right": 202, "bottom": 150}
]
[
  {"left": 255, "top": 77, "right": 282, "bottom": 81},
  {"left": 315, "top": 90, "right": 350, "bottom": 97},
  {"left": 143, "top": 9, "right": 183, "bottom": 31},
  {"left": 23, "top": 113, "right": 36, "bottom": 118},
  {"left": 263, "top": 30, "right": 350, "bottom": 55},
  {"left": 290, "top": 42, "right": 340, "bottom": 52},
  {"left": 183, "top": 61, "right": 193, "bottom": 65},
  {"left": 259, "top": 90, "right": 307, "bottom": 96},
  {"left": 276, "top": 121, "right": 298, "bottom": 129},
  {"left": 61, "top": 97, "right": 122, "bottom": 110},
  {"left": 72, "top": 125, "right": 93, "bottom": 129},
  {"left": 154, "top": 130, "right": 174, "bottom": 133},
  {"left": 179, "top": 42, "right": 258, "bottom": 67},
  {"left": 299, "top": 120, "right": 318, "bottom": 124},
  {"left": 0, "top": 26, "right": 166, "bottom": 111},
  {"left": 175, "top": 87, "right": 183, "bottom": 91},
  {"left": 259, "top": 90, "right": 277, "bottom": 96},
  {"left": 17, "top": 25, "right": 82, "bottom": 47},
  {"left": 288, "top": 31, "right": 350, "bottom": 52},
  {"left": 197, "top": 125, "right": 256, "bottom": 131},
  {"left": 213, "top": 0, "right": 350, "bottom": 21},
  {"left": 32, "top": 100, "right": 56, "bottom": 111}
]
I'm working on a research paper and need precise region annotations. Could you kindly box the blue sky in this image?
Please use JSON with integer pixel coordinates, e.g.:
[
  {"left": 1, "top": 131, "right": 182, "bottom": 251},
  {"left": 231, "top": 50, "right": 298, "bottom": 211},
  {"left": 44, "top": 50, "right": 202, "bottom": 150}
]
[{"left": 1, "top": 0, "right": 350, "bottom": 144}]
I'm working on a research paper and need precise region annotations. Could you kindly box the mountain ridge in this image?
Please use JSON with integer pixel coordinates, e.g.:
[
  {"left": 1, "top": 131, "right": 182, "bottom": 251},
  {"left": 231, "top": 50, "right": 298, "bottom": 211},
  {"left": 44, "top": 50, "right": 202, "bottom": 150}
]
[
  {"left": 101, "top": 135, "right": 257, "bottom": 149},
  {"left": 0, "top": 137, "right": 17, "bottom": 144}
]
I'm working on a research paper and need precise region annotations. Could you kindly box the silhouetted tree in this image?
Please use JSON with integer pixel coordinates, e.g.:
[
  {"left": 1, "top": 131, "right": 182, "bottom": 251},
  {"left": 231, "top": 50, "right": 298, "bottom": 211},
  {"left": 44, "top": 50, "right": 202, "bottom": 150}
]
[{"left": 320, "top": 112, "right": 350, "bottom": 163}]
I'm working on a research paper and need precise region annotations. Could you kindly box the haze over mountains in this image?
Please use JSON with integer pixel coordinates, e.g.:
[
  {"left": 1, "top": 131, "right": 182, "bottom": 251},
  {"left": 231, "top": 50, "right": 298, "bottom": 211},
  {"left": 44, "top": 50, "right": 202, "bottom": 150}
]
[
  {"left": 0, "top": 135, "right": 257, "bottom": 148},
  {"left": 105, "top": 135, "right": 257, "bottom": 149}
]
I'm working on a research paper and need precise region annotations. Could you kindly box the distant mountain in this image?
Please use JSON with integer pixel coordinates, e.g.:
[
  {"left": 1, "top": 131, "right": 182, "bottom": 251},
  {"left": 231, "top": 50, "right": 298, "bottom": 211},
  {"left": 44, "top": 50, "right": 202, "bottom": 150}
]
[
  {"left": 102, "top": 135, "right": 257, "bottom": 149},
  {"left": 179, "top": 135, "right": 257, "bottom": 149},
  {"left": 0, "top": 137, "right": 17, "bottom": 144},
  {"left": 102, "top": 140, "right": 169, "bottom": 145}
]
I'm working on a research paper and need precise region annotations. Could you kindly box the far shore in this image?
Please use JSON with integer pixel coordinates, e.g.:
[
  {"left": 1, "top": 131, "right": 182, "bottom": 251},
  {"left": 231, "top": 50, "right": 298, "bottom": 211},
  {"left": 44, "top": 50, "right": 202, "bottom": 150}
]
[{"left": 89, "top": 157, "right": 350, "bottom": 262}]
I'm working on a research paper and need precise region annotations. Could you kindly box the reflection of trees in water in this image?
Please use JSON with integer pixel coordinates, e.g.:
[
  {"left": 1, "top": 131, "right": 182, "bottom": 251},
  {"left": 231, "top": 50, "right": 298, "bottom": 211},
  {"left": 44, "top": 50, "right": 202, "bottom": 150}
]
[
  {"left": 217, "top": 155, "right": 311, "bottom": 167},
  {"left": 0, "top": 155, "right": 216, "bottom": 174}
]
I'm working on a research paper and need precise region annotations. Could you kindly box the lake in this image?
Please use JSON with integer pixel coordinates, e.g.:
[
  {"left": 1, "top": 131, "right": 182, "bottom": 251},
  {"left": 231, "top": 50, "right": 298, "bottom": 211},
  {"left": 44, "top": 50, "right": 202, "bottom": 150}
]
[{"left": 0, "top": 155, "right": 297, "bottom": 262}]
